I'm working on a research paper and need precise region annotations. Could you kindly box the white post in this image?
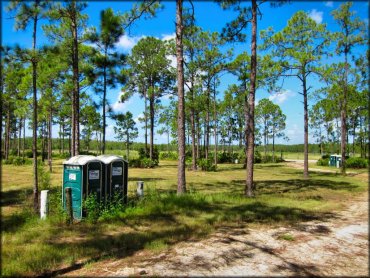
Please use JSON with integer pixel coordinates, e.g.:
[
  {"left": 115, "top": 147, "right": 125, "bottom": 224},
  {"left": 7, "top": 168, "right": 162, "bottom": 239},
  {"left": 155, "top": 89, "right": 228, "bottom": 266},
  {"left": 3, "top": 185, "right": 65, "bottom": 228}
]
[
  {"left": 40, "top": 190, "right": 49, "bottom": 219},
  {"left": 137, "top": 181, "right": 144, "bottom": 197}
]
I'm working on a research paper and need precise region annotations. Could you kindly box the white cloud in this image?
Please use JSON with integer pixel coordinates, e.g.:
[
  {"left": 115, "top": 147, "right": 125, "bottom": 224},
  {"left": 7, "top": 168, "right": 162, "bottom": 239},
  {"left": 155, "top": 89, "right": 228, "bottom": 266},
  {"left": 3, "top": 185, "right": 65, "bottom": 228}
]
[
  {"left": 324, "top": 1, "right": 333, "bottom": 8},
  {"left": 116, "top": 34, "right": 145, "bottom": 51},
  {"left": 308, "top": 9, "right": 323, "bottom": 24},
  {"left": 166, "top": 54, "right": 177, "bottom": 69},
  {"left": 111, "top": 91, "right": 131, "bottom": 112},
  {"left": 268, "top": 89, "right": 295, "bottom": 105},
  {"left": 161, "top": 33, "right": 176, "bottom": 41},
  {"left": 134, "top": 113, "right": 144, "bottom": 124}
]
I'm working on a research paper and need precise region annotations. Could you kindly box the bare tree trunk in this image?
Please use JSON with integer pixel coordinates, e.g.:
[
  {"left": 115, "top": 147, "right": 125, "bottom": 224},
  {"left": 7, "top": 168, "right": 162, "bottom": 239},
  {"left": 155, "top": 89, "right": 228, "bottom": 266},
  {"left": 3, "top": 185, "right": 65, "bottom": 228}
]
[
  {"left": 31, "top": 12, "right": 39, "bottom": 213},
  {"left": 213, "top": 89, "right": 218, "bottom": 166},
  {"left": 245, "top": 0, "right": 257, "bottom": 197},
  {"left": 341, "top": 54, "right": 348, "bottom": 175},
  {"left": 71, "top": 4, "right": 80, "bottom": 156},
  {"left": 205, "top": 83, "right": 210, "bottom": 160},
  {"left": 102, "top": 61, "right": 107, "bottom": 154},
  {"left": 144, "top": 92, "right": 148, "bottom": 156},
  {"left": 48, "top": 109, "right": 52, "bottom": 172},
  {"left": 176, "top": 0, "right": 186, "bottom": 194},
  {"left": 149, "top": 96, "right": 154, "bottom": 160},
  {"left": 23, "top": 117, "right": 26, "bottom": 159},
  {"left": 18, "top": 118, "right": 22, "bottom": 157},
  {"left": 5, "top": 110, "right": 10, "bottom": 160},
  {"left": 303, "top": 75, "right": 309, "bottom": 179}
]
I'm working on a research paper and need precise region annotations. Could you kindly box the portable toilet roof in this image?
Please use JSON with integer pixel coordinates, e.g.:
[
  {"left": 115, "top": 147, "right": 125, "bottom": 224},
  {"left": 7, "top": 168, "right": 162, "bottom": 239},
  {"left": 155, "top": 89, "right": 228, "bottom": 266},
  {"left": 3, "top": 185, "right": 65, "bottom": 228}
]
[
  {"left": 97, "top": 155, "right": 128, "bottom": 164},
  {"left": 330, "top": 154, "right": 342, "bottom": 158},
  {"left": 63, "top": 155, "right": 101, "bottom": 165}
]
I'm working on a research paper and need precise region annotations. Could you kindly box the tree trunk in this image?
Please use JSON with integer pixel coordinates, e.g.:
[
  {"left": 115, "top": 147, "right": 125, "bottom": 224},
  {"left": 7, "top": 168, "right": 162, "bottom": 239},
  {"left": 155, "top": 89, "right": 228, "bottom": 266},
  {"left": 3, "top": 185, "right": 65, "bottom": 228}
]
[
  {"left": 18, "top": 118, "right": 22, "bottom": 157},
  {"left": 205, "top": 83, "right": 210, "bottom": 160},
  {"left": 341, "top": 55, "right": 348, "bottom": 174},
  {"left": 176, "top": 0, "right": 186, "bottom": 194},
  {"left": 23, "top": 117, "right": 26, "bottom": 159},
  {"left": 48, "top": 109, "right": 52, "bottom": 172},
  {"left": 126, "top": 132, "right": 129, "bottom": 160},
  {"left": 213, "top": 89, "right": 218, "bottom": 166},
  {"left": 5, "top": 110, "right": 10, "bottom": 160},
  {"left": 71, "top": 5, "right": 80, "bottom": 156},
  {"left": 303, "top": 75, "right": 309, "bottom": 179},
  {"left": 272, "top": 132, "right": 275, "bottom": 163},
  {"left": 245, "top": 0, "right": 257, "bottom": 197},
  {"left": 144, "top": 91, "right": 148, "bottom": 156},
  {"left": 149, "top": 95, "right": 154, "bottom": 160},
  {"left": 32, "top": 13, "right": 39, "bottom": 213},
  {"left": 102, "top": 50, "right": 107, "bottom": 154}
]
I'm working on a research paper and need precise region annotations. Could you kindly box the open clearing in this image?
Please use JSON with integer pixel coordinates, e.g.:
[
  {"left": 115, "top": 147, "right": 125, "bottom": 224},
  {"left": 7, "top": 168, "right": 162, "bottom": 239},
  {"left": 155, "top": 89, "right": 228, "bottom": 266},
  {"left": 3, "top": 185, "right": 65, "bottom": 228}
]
[
  {"left": 2, "top": 159, "right": 368, "bottom": 276},
  {"left": 64, "top": 163, "right": 369, "bottom": 277}
]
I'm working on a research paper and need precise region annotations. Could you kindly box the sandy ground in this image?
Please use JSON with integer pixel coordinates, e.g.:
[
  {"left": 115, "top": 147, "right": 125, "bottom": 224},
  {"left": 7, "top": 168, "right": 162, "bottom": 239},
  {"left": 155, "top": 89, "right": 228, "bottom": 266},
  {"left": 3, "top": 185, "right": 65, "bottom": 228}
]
[{"left": 64, "top": 192, "right": 369, "bottom": 276}]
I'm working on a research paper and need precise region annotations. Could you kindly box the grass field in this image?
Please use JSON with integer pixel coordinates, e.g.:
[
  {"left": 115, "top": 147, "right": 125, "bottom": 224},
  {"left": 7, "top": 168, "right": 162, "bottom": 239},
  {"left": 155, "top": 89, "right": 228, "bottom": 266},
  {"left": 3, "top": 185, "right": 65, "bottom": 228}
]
[{"left": 2, "top": 158, "right": 368, "bottom": 276}]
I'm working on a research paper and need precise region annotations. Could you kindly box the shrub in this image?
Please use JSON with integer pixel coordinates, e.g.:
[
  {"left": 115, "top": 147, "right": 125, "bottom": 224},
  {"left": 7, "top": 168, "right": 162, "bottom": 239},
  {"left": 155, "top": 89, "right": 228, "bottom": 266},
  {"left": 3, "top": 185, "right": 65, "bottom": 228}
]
[
  {"left": 83, "top": 193, "right": 102, "bottom": 223},
  {"left": 141, "top": 158, "right": 158, "bottom": 168},
  {"left": 129, "top": 158, "right": 158, "bottom": 168},
  {"left": 217, "top": 152, "right": 235, "bottom": 163},
  {"left": 198, "top": 158, "right": 216, "bottom": 171},
  {"left": 159, "top": 151, "right": 178, "bottom": 160},
  {"left": 346, "top": 157, "right": 368, "bottom": 169},
  {"left": 316, "top": 158, "right": 329, "bottom": 166},
  {"left": 37, "top": 161, "right": 51, "bottom": 190},
  {"left": 138, "top": 147, "right": 159, "bottom": 161},
  {"left": 321, "top": 154, "right": 330, "bottom": 159},
  {"left": 24, "top": 150, "right": 41, "bottom": 158}
]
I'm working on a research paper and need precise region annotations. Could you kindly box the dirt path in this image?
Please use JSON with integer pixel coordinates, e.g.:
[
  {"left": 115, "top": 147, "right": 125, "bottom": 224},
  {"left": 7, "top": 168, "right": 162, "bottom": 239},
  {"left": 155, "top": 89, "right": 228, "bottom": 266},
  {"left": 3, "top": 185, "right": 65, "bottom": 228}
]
[{"left": 64, "top": 192, "right": 368, "bottom": 277}]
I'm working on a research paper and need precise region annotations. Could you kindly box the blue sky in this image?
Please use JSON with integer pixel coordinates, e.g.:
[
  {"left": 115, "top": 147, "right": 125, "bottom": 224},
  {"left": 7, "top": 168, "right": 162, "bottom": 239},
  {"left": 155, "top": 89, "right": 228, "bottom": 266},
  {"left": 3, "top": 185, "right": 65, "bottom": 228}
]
[{"left": 2, "top": 1, "right": 368, "bottom": 145}]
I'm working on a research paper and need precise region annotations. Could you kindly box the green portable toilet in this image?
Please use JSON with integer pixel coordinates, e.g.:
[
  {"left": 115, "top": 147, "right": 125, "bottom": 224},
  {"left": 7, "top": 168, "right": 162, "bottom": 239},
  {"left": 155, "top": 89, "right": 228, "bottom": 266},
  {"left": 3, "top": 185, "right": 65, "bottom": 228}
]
[
  {"left": 62, "top": 155, "right": 103, "bottom": 219},
  {"left": 97, "top": 155, "right": 128, "bottom": 204},
  {"left": 329, "top": 155, "right": 341, "bottom": 167}
]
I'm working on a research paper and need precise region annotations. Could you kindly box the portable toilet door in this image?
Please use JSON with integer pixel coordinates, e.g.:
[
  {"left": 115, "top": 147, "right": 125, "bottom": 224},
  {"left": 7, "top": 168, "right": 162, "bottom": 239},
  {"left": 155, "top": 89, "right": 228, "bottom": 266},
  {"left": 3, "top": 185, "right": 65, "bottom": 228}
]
[
  {"left": 97, "top": 155, "right": 128, "bottom": 204},
  {"left": 63, "top": 163, "right": 83, "bottom": 219},
  {"left": 63, "top": 155, "right": 103, "bottom": 220}
]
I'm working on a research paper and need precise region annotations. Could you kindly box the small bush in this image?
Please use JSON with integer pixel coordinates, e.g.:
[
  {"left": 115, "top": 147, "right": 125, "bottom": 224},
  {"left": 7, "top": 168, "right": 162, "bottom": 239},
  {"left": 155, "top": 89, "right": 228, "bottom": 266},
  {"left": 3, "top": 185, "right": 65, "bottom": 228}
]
[
  {"left": 198, "top": 158, "right": 217, "bottom": 171},
  {"left": 321, "top": 154, "right": 330, "bottom": 159},
  {"left": 83, "top": 193, "right": 102, "bottom": 223},
  {"left": 159, "top": 151, "right": 178, "bottom": 160},
  {"left": 217, "top": 152, "right": 239, "bottom": 163},
  {"left": 316, "top": 158, "right": 329, "bottom": 166},
  {"left": 129, "top": 158, "right": 158, "bottom": 168},
  {"left": 138, "top": 147, "right": 159, "bottom": 161},
  {"left": 346, "top": 157, "right": 368, "bottom": 169}
]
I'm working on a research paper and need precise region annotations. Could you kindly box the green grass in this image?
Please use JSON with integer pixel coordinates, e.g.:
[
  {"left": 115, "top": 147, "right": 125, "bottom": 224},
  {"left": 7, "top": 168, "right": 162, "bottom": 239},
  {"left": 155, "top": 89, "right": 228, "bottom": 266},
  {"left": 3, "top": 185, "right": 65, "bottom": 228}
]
[{"left": 1, "top": 158, "right": 368, "bottom": 276}]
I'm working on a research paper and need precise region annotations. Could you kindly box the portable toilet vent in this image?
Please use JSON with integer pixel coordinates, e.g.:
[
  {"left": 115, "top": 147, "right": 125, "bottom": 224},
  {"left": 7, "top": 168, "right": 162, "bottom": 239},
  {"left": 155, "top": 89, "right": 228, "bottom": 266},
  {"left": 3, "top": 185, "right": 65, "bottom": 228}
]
[
  {"left": 97, "top": 155, "right": 128, "bottom": 204},
  {"left": 62, "top": 155, "right": 103, "bottom": 219}
]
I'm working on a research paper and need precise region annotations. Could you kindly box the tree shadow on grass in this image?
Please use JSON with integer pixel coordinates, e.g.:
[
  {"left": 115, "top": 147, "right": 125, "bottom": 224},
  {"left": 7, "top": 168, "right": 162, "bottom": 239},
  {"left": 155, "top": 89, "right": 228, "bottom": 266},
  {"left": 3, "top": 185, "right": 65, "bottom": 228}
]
[
  {"left": 128, "top": 177, "right": 165, "bottom": 182},
  {"left": 1, "top": 188, "right": 32, "bottom": 207},
  {"left": 231, "top": 179, "right": 359, "bottom": 194},
  {"left": 46, "top": 223, "right": 206, "bottom": 276}
]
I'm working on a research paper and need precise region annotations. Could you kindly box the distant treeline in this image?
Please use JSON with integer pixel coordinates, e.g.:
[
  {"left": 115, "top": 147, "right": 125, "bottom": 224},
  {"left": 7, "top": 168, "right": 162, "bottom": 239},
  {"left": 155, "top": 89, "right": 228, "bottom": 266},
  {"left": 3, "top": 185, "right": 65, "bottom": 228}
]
[{"left": 4, "top": 137, "right": 365, "bottom": 156}]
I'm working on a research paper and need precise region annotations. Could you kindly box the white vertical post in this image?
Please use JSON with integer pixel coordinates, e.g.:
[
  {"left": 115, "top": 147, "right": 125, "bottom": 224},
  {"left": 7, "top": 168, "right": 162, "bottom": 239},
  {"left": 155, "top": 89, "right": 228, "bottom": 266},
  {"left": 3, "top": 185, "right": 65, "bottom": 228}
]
[
  {"left": 40, "top": 190, "right": 49, "bottom": 219},
  {"left": 137, "top": 181, "right": 144, "bottom": 197}
]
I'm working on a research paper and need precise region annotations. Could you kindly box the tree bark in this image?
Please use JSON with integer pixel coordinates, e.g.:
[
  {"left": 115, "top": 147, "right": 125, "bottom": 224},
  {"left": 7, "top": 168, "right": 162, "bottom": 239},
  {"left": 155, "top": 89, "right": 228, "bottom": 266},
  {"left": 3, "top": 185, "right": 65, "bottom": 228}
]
[
  {"left": 176, "top": 0, "right": 186, "bottom": 194},
  {"left": 303, "top": 74, "right": 309, "bottom": 179},
  {"left": 102, "top": 56, "right": 107, "bottom": 154},
  {"left": 341, "top": 53, "right": 348, "bottom": 175},
  {"left": 18, "top": 118, "right": 22, "bottom": 157},
  {"left": 48, "top": 109, "right": 52, "bottom": 172},
  {"left": 32, "top": 12, "right": 39, "bottom": 213},
  {"left": 144, "top": 91, "right": 148, "bottom": 156},
  {"left": 71, "top": 3, "right": 80, "bottom": 156},
  {"left": 149, "top": 95, "right": 154, "bottom": 160},
  {"left": 213, "top": 88, "right": 218, "bottom": 166},
  {"left": 5, "top": 110, "right": 10, "bottom": 160},
  {"left": 245, "top": 0, "right": 257, "bottom": 197}
]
